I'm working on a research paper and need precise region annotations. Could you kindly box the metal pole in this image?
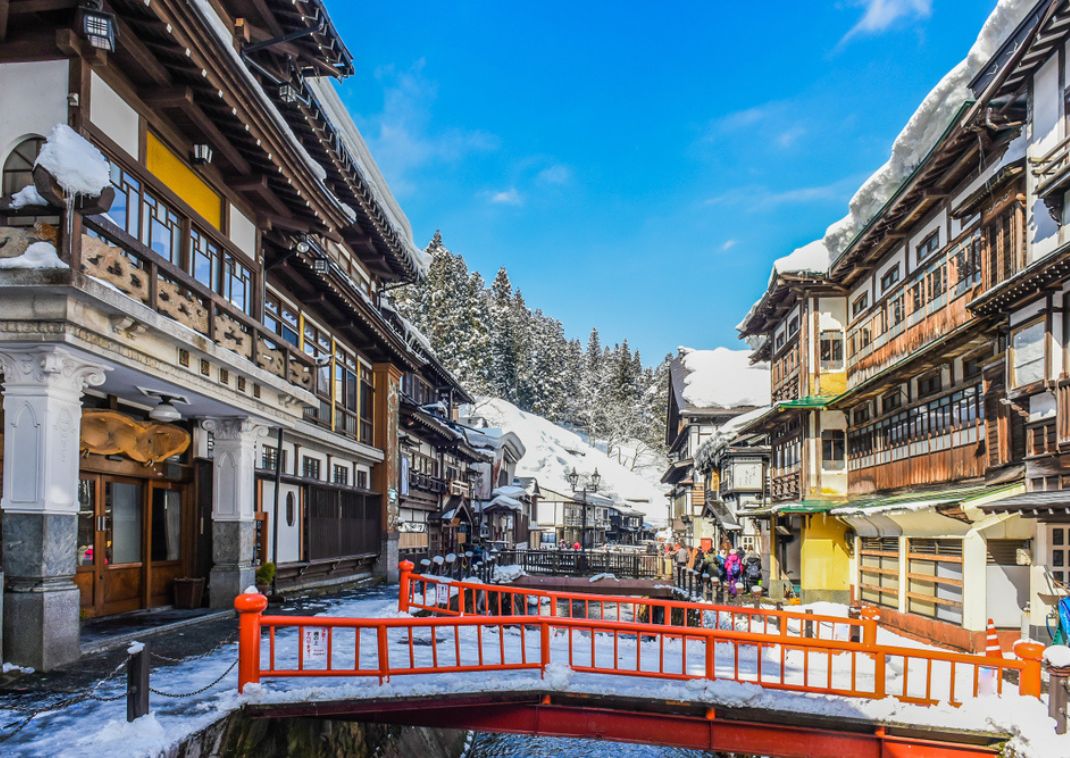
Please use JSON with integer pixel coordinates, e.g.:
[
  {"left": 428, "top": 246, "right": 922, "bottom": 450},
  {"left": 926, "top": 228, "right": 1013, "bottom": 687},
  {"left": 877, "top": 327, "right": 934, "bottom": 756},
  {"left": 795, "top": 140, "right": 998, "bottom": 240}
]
[
  {"left": 271, "top": 426, "right": 283, "bottom": 598},
  {"left": 126, "top": 643, "right": 150, "bottom": 722}
]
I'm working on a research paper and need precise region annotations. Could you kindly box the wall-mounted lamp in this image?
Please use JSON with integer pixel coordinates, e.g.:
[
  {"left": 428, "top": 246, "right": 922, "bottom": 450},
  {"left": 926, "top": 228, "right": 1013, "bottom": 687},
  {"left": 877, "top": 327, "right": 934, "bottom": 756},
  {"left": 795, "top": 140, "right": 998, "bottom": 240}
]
[
  {"left": 278, "top": 83, "right": 305, "bottom": 105},
  {"left": 78, "top": 1, "right": 117, "bottom": 53},
  {"left": 139, "top": 387, "right": 190, "bottom": 423},
  {"left": 191, "top": 143, "right": 213, "bottom": 164},
  {"left": 312, "top": 257, "right": 330, "bottom": 273}
]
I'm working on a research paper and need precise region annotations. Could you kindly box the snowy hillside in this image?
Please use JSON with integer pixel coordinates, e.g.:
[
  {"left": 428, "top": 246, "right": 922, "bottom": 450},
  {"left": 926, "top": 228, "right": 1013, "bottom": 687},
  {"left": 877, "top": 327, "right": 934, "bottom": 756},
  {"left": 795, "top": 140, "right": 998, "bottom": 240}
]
[{"left": 470, "top": 397, "right": 669, "bottom": 526}]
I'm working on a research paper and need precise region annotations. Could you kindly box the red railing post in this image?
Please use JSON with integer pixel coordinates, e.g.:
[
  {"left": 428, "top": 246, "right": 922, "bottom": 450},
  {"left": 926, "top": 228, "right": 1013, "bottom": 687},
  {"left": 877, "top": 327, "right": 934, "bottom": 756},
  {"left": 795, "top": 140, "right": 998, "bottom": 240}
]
[
  {"left": 398, "top": 560, "right": 415, "bottom": 614},
  {"left": 860, "top": 607, "right": 879, "bottom": 648},
  {"left": 540, "top": 620, "right": 551, "bottom": 676},
  {"left": 872, "top": 651, "right": 887, "bottom": 699},
  {"left": 705, "top": 632, "right": 716, "bottom": 680},
  {"left": 1014, "top": 640, "right": 1045, "bottom": 698},
  {"left": 235, "top": 591, "right": 268, "bottom": 693},
  {"left": 377, "top": 623, "right": 390, "bottom": 684}
]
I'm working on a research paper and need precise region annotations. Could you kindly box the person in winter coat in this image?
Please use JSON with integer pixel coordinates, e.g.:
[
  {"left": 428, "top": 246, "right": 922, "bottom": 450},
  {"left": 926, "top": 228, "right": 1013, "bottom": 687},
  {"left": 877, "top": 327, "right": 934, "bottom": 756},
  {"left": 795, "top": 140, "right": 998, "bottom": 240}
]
[
  {"left": 675, "top": 544, "right": 689, "bottom": 567},
  {"left": 742, "top": 551, "right": 763, "bottom": 589},
  {"left": 724, "top": 549, "right": 742, "bottom": 596}
]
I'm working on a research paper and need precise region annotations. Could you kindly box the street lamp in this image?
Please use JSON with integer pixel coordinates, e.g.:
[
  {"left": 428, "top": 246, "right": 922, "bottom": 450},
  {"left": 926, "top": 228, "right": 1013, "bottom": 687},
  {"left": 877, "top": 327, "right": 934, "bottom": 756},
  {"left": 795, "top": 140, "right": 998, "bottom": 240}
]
[{"left": 567, "top": 467, "right": 601, "bottom": 556}]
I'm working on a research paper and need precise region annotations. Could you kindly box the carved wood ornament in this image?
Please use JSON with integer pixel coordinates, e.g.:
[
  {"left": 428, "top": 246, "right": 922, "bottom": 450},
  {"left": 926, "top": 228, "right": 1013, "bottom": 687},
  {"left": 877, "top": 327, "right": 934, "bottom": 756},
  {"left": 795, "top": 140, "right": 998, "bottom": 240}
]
[{"left": 80, "top": 410, "right": 191, "bottom": 464}]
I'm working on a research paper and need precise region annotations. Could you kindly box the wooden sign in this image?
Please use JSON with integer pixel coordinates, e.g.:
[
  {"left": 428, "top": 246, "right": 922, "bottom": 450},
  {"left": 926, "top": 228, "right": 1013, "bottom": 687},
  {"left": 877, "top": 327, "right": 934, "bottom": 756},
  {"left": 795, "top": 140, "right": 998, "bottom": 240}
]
[{"left": 80, "top": 409, "right": 191, "bottom": 464}]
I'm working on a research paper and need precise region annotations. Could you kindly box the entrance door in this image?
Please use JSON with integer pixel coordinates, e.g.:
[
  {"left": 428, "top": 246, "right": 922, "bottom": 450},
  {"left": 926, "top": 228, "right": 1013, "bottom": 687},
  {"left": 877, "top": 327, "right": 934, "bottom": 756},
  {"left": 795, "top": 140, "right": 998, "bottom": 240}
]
[
  {"left": 76, "top": 475, "right": 145, "bottom": 616},
  {"left": 148, "top": 482, "right": 185, "bottom": 607}
]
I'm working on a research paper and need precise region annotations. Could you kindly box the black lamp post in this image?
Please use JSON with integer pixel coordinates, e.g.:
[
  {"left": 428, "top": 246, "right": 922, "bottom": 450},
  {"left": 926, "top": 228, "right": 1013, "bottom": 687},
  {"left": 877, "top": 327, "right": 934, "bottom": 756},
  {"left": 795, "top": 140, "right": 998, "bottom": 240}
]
[{"left": 567, "top": 467, "right": 601, "bottom": 556}]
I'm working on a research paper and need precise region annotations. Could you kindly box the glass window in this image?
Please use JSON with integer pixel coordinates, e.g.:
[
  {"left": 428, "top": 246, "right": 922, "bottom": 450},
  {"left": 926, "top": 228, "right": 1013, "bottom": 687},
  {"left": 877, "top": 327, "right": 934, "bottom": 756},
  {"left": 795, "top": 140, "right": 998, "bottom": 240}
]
[
  {"left": 1011, "top": 319, "right": 1046, "bottom": 388},
  {"left": 264, "top": 293, "right": 299, "bottom": 346},
  {"left": 106, "top": 481, "right": 143, "bottom": 565},
  {"left": 302, "top": 456, "right": 321, "bottom": 480},
  {"left": 150, "top": 489, "right": 181, "bottom": 562},
  {"left": 189, "top": 227, "right": 220, "bottom": 290},
  {"left": 2, "top": 136, "right": 45, "bottom": 196},
  {"left": 106, "top": 162, "right": 141, "bottom": 239},
  {"left": 880, "top": 265, "right": 901, "bottom": 293},
  {"left": 359, "top": 364, "right": 374, "bottom": 445},
  {"left": 333, "top": 464, "right": 349, "bottom": 485},
  {"left": 78, "top": 479, "right": 96, "bottom": 567},
  {"left": 222, "top": 253, "right": 251, "bottom": 314},
  {"left": 140, "top": 191, "right": 181, "bottom": 265},
  {"left": 822, "top": 430, "right": 846, "bottom": 470},
  {"left": 819, "top": 330, "right": 844, "bottom": 371},
  {"left": 916, "top": 231, "right": 940, "bottom": 262},
  {"left": 852, "top": 293, "right": 869, "bottom": 318}
]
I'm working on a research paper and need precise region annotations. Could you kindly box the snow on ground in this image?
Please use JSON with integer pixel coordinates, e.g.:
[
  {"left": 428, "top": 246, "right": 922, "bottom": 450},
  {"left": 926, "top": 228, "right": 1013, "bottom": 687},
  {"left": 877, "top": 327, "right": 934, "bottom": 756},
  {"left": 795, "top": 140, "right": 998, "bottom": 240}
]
[
  {"left": 678, "top": 347, "right": 769, "bottom": 409},
  {"left": 822, "top": 0, "right": 1035, "bottom": 258},
  {"left": 472, "top": 398, "right": 668, "bottom": 525},
  {"left": 34, "top": 124, "right": 110, "bottom": 197},
  {"left": 3, "top": 588, "right": 1065, "bottom": 757}
]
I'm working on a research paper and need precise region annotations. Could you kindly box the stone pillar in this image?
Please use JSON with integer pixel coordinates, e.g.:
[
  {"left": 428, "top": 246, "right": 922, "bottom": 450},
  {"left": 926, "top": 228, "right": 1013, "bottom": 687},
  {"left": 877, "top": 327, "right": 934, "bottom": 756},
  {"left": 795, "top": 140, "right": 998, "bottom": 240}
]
[
  {"left": 0, "top": 346, "right": 106, "bottom": 670},
  {"left": 371, "top": 363, "right": 403, "bottom": 582},
  {"left": 201, "top": 418, "right": 266, "bottom": 608}
]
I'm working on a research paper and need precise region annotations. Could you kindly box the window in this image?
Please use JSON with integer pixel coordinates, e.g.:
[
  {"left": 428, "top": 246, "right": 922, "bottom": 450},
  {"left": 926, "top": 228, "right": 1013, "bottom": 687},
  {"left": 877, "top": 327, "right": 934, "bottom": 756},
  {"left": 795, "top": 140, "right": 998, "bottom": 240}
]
[
  {"left": 910, "top": 280, "right": 925, "bottom": 313},
  {"left": 927, "top": 263, "right": 946, "bottom": 301},
  {"left": 787, "top": 315, "right": 799, "bottom": 338},
  {"left": 221, "top": 253, "right": 252, "bottom": 314},
  {"left": 916, "top": 231, "right": 940, "bottom": 262},
  {"left": 303, "top": 320, "right": 333, "bottom": 424},
  {"left": 356, "top": 469, "right": 369, "bottom": 489},
  {"left": 917, "top": 372, "right": 942, "bottom": 398},
  {"left": 1052, "top": 527, "right": 1070, "bottom": 587},
  {"left": 2, "top": 136, "right": 45, "bottom": 196},
  {"left": 956, "top": 237, "right": 982, "bottom": 287},
  {"left": 359, "top": 364, "right": 374, "bottom": 444},
  {"left": 263, "top": 293, "right": 299, "bottom": 346},
  {"left": 882, "top": 389, "right": 903, "bottom": 413},
  {"left": 260, "top": 445, "right": 287, "bottom": 472},
  {"left": 819, "top": 330, "right": 844, "bottom": 371},
  {"left": 140, "top": 190, "right": 181, "bottom": 264},
  {"left": 1011, "top": 319, "right": 1046, "bottom": 388},
  {"left": 907, "top": 538, "right": 962, "bottom": 623},
  {"left": 285, "top": 492, "right": 296, "bottom": 527},
  {"left": 105, "top": 163, "right": 142, "bottom": 237},
  {"left": 189, "top": 227, "right": 220, "bottom": 290},
  {"left": 852, "top": 293, "right": 869, "bottom": 318},
  {"left": 333, "top": 464, "right": 349, "bottom": 485},
  {"left": 860, "top": 537, "right": 899, "bottom": 608},
  {"left": 821, "top": 430, "right": 846, "bottom": 470},
  {"left": 302, "top": 456, "right": 321, "bottom": 480},
  {"left": 884, "top": 294, "right": 904, "bottom": 329},
  {"left": 880, "top": 265, "right": 901, "bottom": 293}
]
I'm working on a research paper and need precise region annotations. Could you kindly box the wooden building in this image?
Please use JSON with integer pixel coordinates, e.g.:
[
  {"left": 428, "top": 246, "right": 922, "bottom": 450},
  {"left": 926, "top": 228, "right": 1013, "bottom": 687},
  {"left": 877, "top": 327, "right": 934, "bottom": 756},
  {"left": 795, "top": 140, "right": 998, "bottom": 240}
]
[{"left": 0, "top": 0, "right": 467, "bottom": 668}]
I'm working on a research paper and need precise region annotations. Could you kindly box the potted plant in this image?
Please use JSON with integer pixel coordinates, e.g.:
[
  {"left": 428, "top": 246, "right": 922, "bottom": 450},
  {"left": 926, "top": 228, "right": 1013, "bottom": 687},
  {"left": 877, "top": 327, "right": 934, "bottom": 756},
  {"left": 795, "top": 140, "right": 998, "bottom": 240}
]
[{"left": 255, "top": 562, "right": 276, "bottom": 595}]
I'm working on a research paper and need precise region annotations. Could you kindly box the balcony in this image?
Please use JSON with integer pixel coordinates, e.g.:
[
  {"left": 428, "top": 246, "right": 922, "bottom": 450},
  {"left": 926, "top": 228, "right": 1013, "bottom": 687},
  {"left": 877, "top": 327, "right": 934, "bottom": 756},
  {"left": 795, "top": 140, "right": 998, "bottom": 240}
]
[
  {"left": 449, "top": 479, "right": 471, "bottom": 497},
  {"left": 80, "top": 216, "right": 316, "bottom": 392},
  {"left": 1031, "top": 134, "right": 1070, "bottom": 206},
  {"left": 409, "top": 470, "right": 447, "bottom": 494},
  {"left": 770, "top": 468, "right": 801, "bottom": 501}
]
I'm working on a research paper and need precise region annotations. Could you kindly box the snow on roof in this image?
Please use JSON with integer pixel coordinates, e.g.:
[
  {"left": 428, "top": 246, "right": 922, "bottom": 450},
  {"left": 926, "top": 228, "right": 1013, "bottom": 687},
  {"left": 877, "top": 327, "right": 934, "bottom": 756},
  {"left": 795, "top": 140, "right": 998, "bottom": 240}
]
[
  {"left": 679, "top": 347, "right": 770, "bottom": 409},
  {"left": 9, "top": 185, "right": 47, "bottom": 208},
  {"left": 306, "top": 77, "right": 429, "bottom": 275},
  {"left": 493, "top": 485, "right": 527, "bottom": 498},
  {"left": 484, "top": 494, "right": 523, "bottom": 511},
  {"left": 472, "top": 397, "right": 668, "bottom": 526},
  {"left": 823, "top": 0, "right": 1035, "bottom": 258},
  {"left": 772, "top": 239, "right": 829, "bottom": 279},
  {"left": 694, "top": 405, "right": 770, "bottom": 473},
  {"left": 35, "top": 124, "right": 110, "bottom": 197}
]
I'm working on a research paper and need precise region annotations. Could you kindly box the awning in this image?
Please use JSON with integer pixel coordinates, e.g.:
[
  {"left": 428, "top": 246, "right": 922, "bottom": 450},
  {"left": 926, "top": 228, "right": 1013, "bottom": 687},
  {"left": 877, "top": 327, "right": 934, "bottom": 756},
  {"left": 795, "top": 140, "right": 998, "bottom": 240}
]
[
  {"left": 830, "top": 483, "right": 1021, "bottom": 517},
  {"left": 661, "top": 458, "right": 694, "bottom": 485},
  {"left": 833, "top": 483, "right": 1024, "bottom": 538},
  {"left": 774, "top": 500, "right": 841, "bottom": 514},
  {"left": 977, "top": 490, "right": 1070, "bottom": 519},
  {"left": 777, "top": 396, "right": 835, "bottom": 410},
  {"left": 703, "top": 500, "right": 742, "bottom": 531}
]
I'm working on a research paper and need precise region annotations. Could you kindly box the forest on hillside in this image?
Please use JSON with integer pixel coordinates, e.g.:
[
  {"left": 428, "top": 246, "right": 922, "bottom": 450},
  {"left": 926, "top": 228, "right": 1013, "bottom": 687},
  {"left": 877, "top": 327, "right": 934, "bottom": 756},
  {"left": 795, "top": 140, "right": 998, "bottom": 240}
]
[{"left": 393, "top": 233, "right": 670, "bottom": 469}]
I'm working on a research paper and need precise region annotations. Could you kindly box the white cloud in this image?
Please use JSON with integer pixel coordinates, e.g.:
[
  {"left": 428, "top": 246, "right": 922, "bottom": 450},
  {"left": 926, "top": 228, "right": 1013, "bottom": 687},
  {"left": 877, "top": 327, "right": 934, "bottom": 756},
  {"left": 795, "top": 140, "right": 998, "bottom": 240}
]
[
  {"left": 535, "top": 164, "right": 573, "bottom": 186},
  {"left": 704, "top": 175, "right": 862, "bottom": 210},
  {"left": 487, "top": 188, "right": 523, "bottom": 206},
  {"left": 843, "top": 0, "right": 931, "bottom": 41},
  {"left": 720, "top": 239, "right": 738, "bottom": 251},
  {"left": 359, "top": 60, "right": 498, "bottom": 196}
]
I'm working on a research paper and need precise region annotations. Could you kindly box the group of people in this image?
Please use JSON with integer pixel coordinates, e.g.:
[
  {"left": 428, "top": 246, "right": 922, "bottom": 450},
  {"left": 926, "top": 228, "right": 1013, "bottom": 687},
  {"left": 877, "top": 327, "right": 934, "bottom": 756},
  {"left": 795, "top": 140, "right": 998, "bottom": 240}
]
[{"left": 669, "top": 542, "right": 762, "bottom": 597}]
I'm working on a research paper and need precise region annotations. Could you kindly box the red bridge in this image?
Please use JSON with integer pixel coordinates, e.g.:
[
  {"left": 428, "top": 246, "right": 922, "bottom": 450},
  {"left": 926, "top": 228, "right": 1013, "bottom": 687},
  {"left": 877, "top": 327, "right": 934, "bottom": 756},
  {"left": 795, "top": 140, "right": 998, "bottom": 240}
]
[{"left": 234, "top": 562, "right": 1042, "bottom": 757}]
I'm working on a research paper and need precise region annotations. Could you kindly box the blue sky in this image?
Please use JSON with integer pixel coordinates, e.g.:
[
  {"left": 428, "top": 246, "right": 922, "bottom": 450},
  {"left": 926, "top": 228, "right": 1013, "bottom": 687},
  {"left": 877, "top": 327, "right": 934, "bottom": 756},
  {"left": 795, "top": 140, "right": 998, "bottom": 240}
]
[{"left": 330, "top": 1, "right": 1000, "bottom": 363}]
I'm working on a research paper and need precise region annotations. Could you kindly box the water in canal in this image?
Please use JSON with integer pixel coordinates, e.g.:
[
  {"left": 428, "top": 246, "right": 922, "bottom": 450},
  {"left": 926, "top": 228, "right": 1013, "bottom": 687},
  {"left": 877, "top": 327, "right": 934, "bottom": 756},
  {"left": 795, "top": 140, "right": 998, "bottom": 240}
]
[{"left": 466, "top": 732, "right": 714, "bottom": 756}]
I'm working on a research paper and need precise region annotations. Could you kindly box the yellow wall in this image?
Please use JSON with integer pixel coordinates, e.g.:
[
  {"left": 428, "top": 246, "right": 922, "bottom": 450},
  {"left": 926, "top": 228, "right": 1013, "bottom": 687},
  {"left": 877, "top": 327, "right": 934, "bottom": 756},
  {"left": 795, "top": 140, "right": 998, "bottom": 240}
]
[
  {"left": 817, "top": 370, "right": 847, "bottom": 397},
  {"left": 800, "top": 514, "right": 851, "bottom": 593},
  {"left": 145, "top": 132, "right": 221, "bottom": 228}
]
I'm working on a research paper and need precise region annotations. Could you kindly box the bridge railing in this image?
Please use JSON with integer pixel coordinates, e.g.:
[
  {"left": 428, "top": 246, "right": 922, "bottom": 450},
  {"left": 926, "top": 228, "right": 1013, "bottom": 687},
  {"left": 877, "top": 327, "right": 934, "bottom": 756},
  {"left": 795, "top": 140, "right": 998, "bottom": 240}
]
[
  {"left": 495, "top": 549, "right": 663, "bottom": 578},
  {"left": 399, "top": 563, "right": 870, "bottom": 643},
  {"left": 233, "top": 592, "right": 1044, "bottom": 709}
]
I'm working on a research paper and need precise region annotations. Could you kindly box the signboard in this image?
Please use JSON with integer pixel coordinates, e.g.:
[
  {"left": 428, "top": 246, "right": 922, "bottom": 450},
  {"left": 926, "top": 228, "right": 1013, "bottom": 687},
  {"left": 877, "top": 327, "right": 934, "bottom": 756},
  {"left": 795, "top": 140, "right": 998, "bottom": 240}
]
[
  {"left": 435, "top": 583, "right": 450, "bottom": 606},
  {"left": 302, "top": 627, "right": 329, "bottom": 663}
]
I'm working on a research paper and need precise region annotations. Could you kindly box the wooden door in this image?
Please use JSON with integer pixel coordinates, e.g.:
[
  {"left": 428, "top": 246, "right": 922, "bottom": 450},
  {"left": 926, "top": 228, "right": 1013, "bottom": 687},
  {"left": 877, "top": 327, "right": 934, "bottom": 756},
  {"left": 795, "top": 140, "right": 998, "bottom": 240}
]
[
  {"left": 101, "top": 477, "right": 145, "bottom": 615},
  {"left": 76, "top": 476, "right": 103, "bottom": 615},
  {"left": 147, "top": 481, "right": 186, "bottom": 608}
]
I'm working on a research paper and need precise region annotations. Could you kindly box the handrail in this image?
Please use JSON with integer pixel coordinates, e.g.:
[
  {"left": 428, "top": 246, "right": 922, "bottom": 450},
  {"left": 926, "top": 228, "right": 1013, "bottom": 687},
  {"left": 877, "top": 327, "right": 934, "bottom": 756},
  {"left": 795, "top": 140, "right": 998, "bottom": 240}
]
[
  {"left": 233, "top": 591, "right": 1044, "bottom": 709},
  {"left": 399, "top": 565, "right": 869, "bottom": 643}
]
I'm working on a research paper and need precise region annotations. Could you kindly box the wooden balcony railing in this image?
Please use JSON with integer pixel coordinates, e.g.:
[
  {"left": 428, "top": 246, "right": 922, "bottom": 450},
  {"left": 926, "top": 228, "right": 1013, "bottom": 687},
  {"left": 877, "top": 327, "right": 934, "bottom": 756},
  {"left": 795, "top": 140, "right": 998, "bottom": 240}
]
[
  {"left": 409, "top": 470, "right": 447, "bottom": 494},
  {"left": 1030, "top": 133, "right": 1070, "bottom": 198},
  {"left": 770, "top": 468, "right": 801, "bottom": 501},
  {"left": 772, "top": 372, "right": 800, "bottom": 403},
  {"left": 81, "top": 216, "right": 316, "bottom": 393},
  {"left": 449, "top": 480, "right": 471, "bottom": 498},
  {"left": 1056, "top": 377, "right": 1070, "bottom": 448}
]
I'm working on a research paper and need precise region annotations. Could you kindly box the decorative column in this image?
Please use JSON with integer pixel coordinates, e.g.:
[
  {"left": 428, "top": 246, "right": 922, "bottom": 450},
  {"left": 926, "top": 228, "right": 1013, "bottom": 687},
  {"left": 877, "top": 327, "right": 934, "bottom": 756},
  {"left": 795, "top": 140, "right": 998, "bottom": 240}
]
[
  {"left": 0, "top": 346, "right": 106, "bottom": 670},
  {"left": 201, "top": 418, "right": 267, "bottom": 608},
  {"left": 372, "top": 363, "right": 403, "bottom": 582}
]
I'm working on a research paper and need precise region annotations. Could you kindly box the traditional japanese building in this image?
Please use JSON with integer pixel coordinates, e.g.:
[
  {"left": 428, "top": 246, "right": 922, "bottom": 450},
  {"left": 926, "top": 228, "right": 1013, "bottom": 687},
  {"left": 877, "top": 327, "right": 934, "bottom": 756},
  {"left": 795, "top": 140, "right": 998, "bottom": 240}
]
[
  {"left": 734, "top": 258, "right": 852, "bottom": 603},
  {"left": 0, "top": 0, "right": 460, "bottom": 669}
]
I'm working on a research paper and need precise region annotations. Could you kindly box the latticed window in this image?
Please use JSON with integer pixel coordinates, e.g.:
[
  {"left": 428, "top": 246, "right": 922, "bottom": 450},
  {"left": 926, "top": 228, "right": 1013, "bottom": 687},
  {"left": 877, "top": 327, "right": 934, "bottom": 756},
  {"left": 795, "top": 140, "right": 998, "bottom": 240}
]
[
  {"left": 189, "top": 227, "right": 220, "bottom": 290},
  {"left": 2, "top": 136, "right": 45, "bottom": 196},
  {"left": 359, "top": 365, "right": 374, "bottom": 445},
  {"left": 140, "top": 191, "right": 180, "bottom": 264},
  {"left": 907, "top": 538, "right": 963, "bottom": 624},
  {"left": 1052, "top": 527, "right": 1070, "bottom": 587},
  {"left": 222, "top": 253, "right": 251, "bottom": 314},
  {"left": 859, "top": 537, "right": 899, "bottom": 608},
  {"left": 264, "top": 292, "right": 299, "bottom": 346}
]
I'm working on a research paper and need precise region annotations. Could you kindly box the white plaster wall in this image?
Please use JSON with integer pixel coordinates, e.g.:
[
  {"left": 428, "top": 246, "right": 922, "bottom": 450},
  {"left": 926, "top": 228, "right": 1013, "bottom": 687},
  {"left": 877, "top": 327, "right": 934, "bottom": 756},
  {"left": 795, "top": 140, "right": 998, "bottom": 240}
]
[
  {"left": 1009, "top": 299, "right": 1046, "bottom": 327},
  {"left": 1029, "top": 55, "right": 1063, "bottom": 261},
  {"left": 0, "top": 60, "right": 68, "bottom": 183},
  {"left": 261, "top": 481, "right": 302, "bottom": 563},
  {"left": 90, "top": 71, "right": 139, "bottom": 160},
  {"left": 875, "top": 245, "right": 907, "bottom": 296},
  {"left": 907, "top": 209, "right": 947, "bottom": 275},
  {"left": 817, "top": 297, "right": 847, "bottom": 331},
  {"left": 228, "top": 204, "right": 257, "bottom": 259}
]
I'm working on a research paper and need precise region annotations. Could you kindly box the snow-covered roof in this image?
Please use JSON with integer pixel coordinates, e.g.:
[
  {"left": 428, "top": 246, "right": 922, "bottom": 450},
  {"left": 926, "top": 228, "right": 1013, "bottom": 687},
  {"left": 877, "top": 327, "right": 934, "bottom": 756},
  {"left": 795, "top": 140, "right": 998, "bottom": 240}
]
[
  {"left": 694, "top": 405, "right": 771, "bottom": 473},
  {"left": 493, "top": 485, "right": 527, "bottom": 498},
  {"left": 771, "top": 239, "right": 830, "bottom": 280},
  {"left": 822, "top": 0, "right": 1035, "bottom": 260},
  {"left": 305, "top": 77, "right": 429, "bottom": 276},
  {"left": 471, "top": 397, "right": 668, "bottom": 526},
  {"left": 674, "top": 347, "right": 770, "bottom": 410}
]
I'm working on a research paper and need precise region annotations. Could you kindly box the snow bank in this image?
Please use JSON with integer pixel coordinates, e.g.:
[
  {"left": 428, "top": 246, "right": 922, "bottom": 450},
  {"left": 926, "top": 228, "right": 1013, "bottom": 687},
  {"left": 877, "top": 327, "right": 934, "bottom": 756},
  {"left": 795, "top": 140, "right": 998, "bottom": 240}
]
[
  {"left": 34, "top": 124, "right": 110, "bottom": 197},
  {"left": 0, "top": 241, "right": 67, "bottom": 270},
  {"left": 588, "top": 573, "right": 619, "bottom": 583},
  {"left": 1044, "top": 645, "right": 1070, "bottom": 668},
  {"left": 679, "top": 347, "right": 770, "bottom": 409},
  {"left": 9, "top": 185, "right": 47, "bottom": 208},
  {"left": 472, "top": 397, "right": 668, "bottom": 525},
  {"left": 492, "top": 564, "right": 525, "bottom": 583},
  {"left": 823, "top": 0, "right": 1035, "bottom": 258}
]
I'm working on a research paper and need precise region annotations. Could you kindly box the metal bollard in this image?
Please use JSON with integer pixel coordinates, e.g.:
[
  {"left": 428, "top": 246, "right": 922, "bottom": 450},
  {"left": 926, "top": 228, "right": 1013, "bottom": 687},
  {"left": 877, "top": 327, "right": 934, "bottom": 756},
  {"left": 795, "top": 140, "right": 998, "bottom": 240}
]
[
  {"left": 1049, "top": 663, "right": 1070, "bottom": 734},
  {"left": 751, "top": 586, "right": 763, "bottom": 609},
  {"left": 126, "top": 641, "right": 150, "bottom": 722},
  {"left": 804, "top": 609, "right": 815, "bottom": 638},
  {"left": 701, "top": 572, "right": 711, "bottom": 601}
]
